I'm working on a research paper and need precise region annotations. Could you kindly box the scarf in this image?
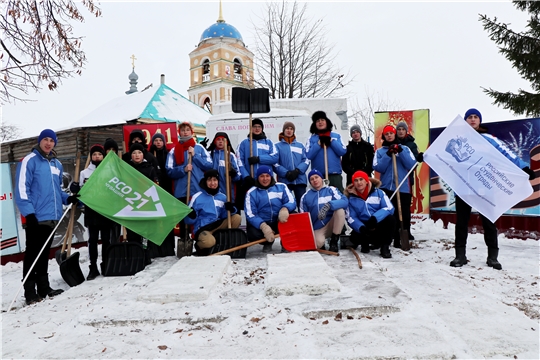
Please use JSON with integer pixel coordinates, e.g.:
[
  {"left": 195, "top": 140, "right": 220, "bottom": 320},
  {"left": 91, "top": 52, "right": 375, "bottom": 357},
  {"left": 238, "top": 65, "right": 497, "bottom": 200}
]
[
  {"left": 250, "top": 132, "right": 267, "bottom": 141},
  {"left": 278, "top": 132, "right": 296, "bottom": 144},
  {"left": 356, "top": 181, "right": 371, "bottom": 200},
  {"left": 91, "top": 160, "right": 102, "bottom": 167},
  {"left": 174, "top": 138, "right": 196, "bottom": 164},
  {"left": 318, "top": 131, "right": 331, "bottom": 137}
]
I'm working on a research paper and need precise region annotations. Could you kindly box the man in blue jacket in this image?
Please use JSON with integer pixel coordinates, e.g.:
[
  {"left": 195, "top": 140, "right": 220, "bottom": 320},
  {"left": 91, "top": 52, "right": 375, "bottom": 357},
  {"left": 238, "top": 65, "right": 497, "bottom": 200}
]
[
  {"left": 345, "top": 171, "right": 395, "bottom": 258},
  {"left": 15, "top": 129, "right": 79, "bottom": 305},
  {"left": 450, "top": 108, "right": 536, "bottom": 270},
  {"left": 185, "top": 170, "right": 241, "bottom": 256},
  {"left": 373, "top": 125, "right": 417, "bottom": 248},
  {"left": 305, "top": 111, "right": 347, "bottom": 192},
  {"left": 274, "top": 121, "right": 310, "bottom": 209},
  {"left": 300, "top": 169, "right": 348, "bottom": 252},
  {"left": 245, "top": 166, "right": 296, "bottom": 253}
]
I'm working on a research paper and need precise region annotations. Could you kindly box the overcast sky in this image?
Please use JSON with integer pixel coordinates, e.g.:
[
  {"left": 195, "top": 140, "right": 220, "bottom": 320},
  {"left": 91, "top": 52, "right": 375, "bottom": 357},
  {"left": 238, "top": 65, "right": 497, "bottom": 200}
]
[{"left": 2, "top": 0, "right": 532, "bottom": 139}]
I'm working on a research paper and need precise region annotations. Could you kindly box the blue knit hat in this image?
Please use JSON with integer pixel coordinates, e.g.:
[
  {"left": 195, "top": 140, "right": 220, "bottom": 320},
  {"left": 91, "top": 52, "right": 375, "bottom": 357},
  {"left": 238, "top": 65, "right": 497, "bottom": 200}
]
[
  {"left": 38, "top": 129, "right": 57, "bottom": 145},
  {"left": 256, "top": 165, "right": 273, "bottom": 178},
  {"left": 464, "top": 108, "right": 482, "bottom": 123},
  {"left": 308, "top": 169, "right": 324, "bottom": 181}
]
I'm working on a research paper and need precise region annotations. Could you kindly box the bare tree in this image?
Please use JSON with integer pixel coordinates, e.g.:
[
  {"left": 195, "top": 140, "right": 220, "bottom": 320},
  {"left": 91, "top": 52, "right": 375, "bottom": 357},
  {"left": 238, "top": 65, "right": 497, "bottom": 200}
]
[
  {"left": 252, "top": 1, "right": 353, "bottom": 99},
  {"left": 1, "top": 0, "right": 101, "bottom": 104},
  {"left": 0, "top": 120, "right": 22, "bottom": 142},
  {"left": 348, "top": 88, "right": 403, "bottom": 142}
]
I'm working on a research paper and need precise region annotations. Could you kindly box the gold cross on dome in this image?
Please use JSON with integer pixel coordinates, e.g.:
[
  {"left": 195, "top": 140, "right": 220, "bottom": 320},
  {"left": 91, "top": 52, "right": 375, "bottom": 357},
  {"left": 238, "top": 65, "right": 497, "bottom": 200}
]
[{"left": 130, "top": 54, "right": 137, "bottom": 68}]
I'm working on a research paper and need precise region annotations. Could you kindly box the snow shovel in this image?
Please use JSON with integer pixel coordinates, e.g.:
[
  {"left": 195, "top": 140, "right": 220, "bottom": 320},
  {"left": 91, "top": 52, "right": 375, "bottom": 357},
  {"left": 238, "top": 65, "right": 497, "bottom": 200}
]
[
  {"left": 209, "top": 138, "right": 248, "bottom": 258},
  {"left": 279, "top": 213, "right": 317, "bottom": 251},
  {"left": 55, "top": 151, "right": 81, "bottom": 265},
  {"left": 102, "top": 227, "right": 146, "bottom": 277},
  {"left": 392, "top": 153, "right": 410, "bottom": 251},
  {"left": 177, "top": 154, "right": 194, "bottom": 258},
  {"left": 59, "top": 207, "right": 85, "bottom": 287}
]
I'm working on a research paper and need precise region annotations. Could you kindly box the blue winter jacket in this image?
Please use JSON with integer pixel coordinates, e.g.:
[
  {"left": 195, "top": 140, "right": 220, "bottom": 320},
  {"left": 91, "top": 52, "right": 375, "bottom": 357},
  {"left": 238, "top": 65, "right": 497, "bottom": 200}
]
[
  {"left": 482, "top": 133, "right": 528, "bottom": 169},
  {"left": 245, "top": 182, "right": 296, "bottom": 228},
  {"left": 305, "top": 132, "right": 347, "bottom": 175},
  {"left": 166, "top": 143, "right": 213, "bottom": 199},
  {"left": 299, "top": 185, "right": 348, "bottom": 230},
  {"left": 15, "top": 148, "right": 69, "bottom": 221},
  {"left": 210, "top": 149, "right": 241, "bottom": 199},
  {"left": 273, "top": 138, "right": 310, "bottom": 185},
  {"left": 236, "top": 136, "right": 279, "bottom": 179},
  {"left": 185, "top": 189, "right": 236, "bottom": 234},
  {"left": 345, "top": 183, "right": 394, "bottom": 233},
  {"left": 373, "top": 145, "right": 417, "bottom": 193}
]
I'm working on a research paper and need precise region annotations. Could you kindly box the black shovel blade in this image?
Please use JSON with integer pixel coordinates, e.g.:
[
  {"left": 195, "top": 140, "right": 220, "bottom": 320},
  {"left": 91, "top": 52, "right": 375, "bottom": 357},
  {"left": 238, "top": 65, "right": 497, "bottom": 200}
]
[
  {"left": 210, "top": 229, "right": 249, "bottom": 259},
  {"left": 177, "top": 238, "right": 194, "bottom": 259},
  {"left": 399, "top": 229, "right": 410, "bottom": 251},
  {"left": 55, "top": 249, "right": 67, "bottom": 266},
  {"left": 102, "top": 242, "right": 146, "bottom": 277},
  {"left": 232, "top": 87, "right": 251, "bottom": 113},
  {"left": 249, "top": 88, "right": 270, "bottom": 113},
  {"left": 59, "top": 252, "right": 85, "bottom": 287}
]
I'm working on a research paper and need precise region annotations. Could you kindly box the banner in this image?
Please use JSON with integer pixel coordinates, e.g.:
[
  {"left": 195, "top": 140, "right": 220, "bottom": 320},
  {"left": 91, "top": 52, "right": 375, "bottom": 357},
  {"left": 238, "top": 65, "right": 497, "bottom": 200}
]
[
  {"left": 1, "top": 163, "right": 20, "bottom": 255},
  {"left": 374, "top": 109, "right": 430, "bottom": 220},
  {"left": 123, "top": 123, "right": 178, "bottom": 153},
  {"left": 78, "top": 153, "right": 191, "bottom": 245},
  {"left": 424, "top": 116, "right": 533, "bottom": 223}
]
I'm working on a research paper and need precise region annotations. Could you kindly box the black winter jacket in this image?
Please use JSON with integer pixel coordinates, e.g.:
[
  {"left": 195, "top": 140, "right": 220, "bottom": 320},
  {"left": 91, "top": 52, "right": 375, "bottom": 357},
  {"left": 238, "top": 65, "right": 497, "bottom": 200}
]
[{"left": 342, "top": 139, "right": 375, "bottom": 184}]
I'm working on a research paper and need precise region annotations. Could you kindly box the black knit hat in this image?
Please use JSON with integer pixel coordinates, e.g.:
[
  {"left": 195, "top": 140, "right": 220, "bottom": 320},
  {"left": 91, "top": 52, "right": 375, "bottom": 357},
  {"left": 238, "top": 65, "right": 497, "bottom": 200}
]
[
  {"left": 199, "top": 169, "right": 220, "bottom": 194},
  {"left": 129, "top": 142, "right": 145, "bottom": 154},
  {"left": 103, "top": 138, "right": 119, "bottom": 153},
  {"left": 252, "top": 118, "right": 264, "bottom": 129},
  {"left": 310, "top": 110, "right": 333, "bottom": 134},
  {"left": 89, "top": 144, "right": 105, "bottom": 157}
]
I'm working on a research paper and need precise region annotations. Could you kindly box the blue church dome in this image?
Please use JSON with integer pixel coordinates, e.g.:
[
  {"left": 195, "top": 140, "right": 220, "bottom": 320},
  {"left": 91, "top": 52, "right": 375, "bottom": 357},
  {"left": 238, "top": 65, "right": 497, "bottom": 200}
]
[{"left": 200, "top": 21, "right": 243, "bottom": 42}]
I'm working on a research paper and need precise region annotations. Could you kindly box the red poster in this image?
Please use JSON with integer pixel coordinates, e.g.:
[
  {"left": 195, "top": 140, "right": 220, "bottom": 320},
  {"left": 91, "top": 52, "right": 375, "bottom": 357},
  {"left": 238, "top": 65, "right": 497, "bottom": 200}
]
[{"left": 123, "top": 123, "right": 178, "bottom": 152}]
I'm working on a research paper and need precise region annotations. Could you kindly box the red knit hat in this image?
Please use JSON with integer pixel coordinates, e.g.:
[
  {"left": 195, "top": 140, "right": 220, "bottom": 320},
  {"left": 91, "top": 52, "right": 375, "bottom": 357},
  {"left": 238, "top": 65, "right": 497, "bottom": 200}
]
[
  {"left": 352, "top": 171, "right": 370, "bottom": 200},
  {"left": 178, "top": 121, "right": 194, "bottom": 133},
  {"left": 352, "top": 171, "right": 369, "bottom": 183},
  {"left": 382, "top": 125, "right": 396, "bottom": 135}
]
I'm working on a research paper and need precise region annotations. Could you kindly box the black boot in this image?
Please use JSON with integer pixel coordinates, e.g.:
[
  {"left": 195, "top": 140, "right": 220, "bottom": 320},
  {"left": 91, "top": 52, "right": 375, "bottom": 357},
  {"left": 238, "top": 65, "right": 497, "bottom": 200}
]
[
  {"left": 360, "top": 239, "right": 370, "bottom": 254},
  {"left": 393, "top": 239, "right": 401, "bottom": 249},
  {"left": 328, "top": 234, "right": 340, "bottom": 253},
  {"left": 87, "top": 264, "right": 100, "bottom": 281},
  {"left": 450, "top": 247, "right": 467, "bottom": 267},
  {"left": 262, "top": 243, "right": 273, "bottom": 253},
  {"left": 486, "top": 248, "right": 502, "bottom": 270},
  {"left": 36, "top": 274, "right": 64, "bottom": 298},
  {"left": 380, "top": 244, "right": 392, "bottom": 258},
  {"left": 24, "top": 279, "right": 42, "bottom": 305}
]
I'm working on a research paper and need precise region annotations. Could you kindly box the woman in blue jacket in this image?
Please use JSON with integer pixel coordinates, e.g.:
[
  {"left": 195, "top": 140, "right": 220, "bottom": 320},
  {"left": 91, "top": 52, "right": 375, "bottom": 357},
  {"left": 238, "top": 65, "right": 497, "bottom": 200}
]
[
  {"left": 15, "top": 129, "right": 79, "bottom": 305},
  {"left": 373, "top": 125, "right": 417, "bottom": 248},
  {"left": 274, "top": 121, "right": 310, "bottom": 209},
  {"left": 299, "top": 169, "right": 348, "bottom": 252},
  {"left": 185, "top": 170, "right": 241, "bottom": 256},
  {"left": 245, "top": 166, "right": 296, "bottom": 253},
  {"left": 305, "top": 111, "right": 347, "bottom": 192},
  {"left": 345, "top": 171, "right": 395, "bottom": 258}
]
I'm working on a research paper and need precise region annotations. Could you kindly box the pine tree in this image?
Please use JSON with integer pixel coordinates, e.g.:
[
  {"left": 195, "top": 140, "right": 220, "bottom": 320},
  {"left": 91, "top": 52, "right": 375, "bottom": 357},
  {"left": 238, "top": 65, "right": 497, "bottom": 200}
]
[{"left": 480, "top": 1, "right": 540, "bottom": 117}]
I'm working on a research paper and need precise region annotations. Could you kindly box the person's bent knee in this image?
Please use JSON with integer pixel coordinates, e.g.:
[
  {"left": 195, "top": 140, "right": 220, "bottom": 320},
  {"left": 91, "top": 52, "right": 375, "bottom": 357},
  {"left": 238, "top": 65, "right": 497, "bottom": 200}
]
[{"left": 197, "top": 231, "right": 216, "bottom": 248}]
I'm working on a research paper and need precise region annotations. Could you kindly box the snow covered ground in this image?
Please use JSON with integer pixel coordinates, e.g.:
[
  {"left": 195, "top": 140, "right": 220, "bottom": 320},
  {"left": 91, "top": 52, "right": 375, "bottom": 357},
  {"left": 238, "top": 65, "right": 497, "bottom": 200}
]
[{"left": 2, "top": 219, "right": 539, "bottom": 359}]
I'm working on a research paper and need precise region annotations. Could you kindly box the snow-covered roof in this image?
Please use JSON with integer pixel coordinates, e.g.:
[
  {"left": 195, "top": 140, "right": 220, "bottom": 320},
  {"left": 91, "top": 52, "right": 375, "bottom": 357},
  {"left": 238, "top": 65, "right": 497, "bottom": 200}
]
[{"left": 65, "top": 84, "right": 211, "bottom": 129}]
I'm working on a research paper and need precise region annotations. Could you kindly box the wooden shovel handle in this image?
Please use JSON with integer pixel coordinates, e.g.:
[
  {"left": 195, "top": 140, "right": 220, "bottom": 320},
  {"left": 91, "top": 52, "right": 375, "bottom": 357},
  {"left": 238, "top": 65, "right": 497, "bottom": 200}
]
[
  {"left": 65, "top": 152, "right": 82, "bottom": 256},
  {"left": 392, "top": 153, "right": 404, "bottom": 223},
  {"left": 224, "top": 138, "right": 231, "bottom": 228},
  {"left": 348, "top": 247, "right": 362, "bottom": 269},
  {"left": 210, "top": 238, "right": 267, "bottom": 256},
  {"left": 324, "top": 145, "right": 329, "bottom": 180},
  {"left": 317, "top": 248, "right": 339, "bottom": 256}
]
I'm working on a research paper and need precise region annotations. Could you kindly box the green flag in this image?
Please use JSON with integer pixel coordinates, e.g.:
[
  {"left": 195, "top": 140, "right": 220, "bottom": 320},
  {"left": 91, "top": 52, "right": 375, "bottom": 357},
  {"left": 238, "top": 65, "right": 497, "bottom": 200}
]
[{"left": 78, "top": 152, "right": 190, "bottom": 246}]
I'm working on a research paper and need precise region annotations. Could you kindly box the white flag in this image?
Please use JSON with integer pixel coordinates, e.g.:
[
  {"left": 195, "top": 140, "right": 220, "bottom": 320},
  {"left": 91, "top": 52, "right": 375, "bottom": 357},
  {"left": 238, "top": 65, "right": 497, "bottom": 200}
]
[{"left": 424, "top": 116, "right": 532, "bottom": 223}]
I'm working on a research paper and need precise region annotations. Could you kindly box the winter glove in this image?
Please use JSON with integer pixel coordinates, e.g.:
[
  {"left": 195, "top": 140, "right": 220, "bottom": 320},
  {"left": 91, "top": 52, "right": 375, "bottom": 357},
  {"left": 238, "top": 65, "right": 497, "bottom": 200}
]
[
  {"left": 66, "top": 194, "right": 80, "bottom": 205},
  {"left": 260, "top": 222, "right": 275, "bottom": 243},
  {"left": 318, "top": 203, "right": 332, "bottom": 220},
  {"left": 359, "top": 225, "right": 368, "bottom": 235},
  {"left": 416, "top": 152, "right": 424, "bottom": 163},
  {"left": 228, "top": 168, "right": 237, "bottom": 177},
  {"left": 319, "top": 135, "right": 332, "bottom": 147},
  {"left": 25, "top": 213, "right": 39, "bottom": 228},
  {"left": 199, "top": 137, "right": 209, "bottom": 149},
  {"left": 244, "top": 176, "right": 255, "bottom": 188},
  {"left": 285, "top": 171, "right": 295, "bottom": 182},
  {"left": 187, "top": 209, "right": 197, "bottom": 219},
  {"left": 224, "top": 202, "right": 235, "bottom": 212},
  {"left": 278, "top": 207, "right": 290, "bottom": 223},
  {"left": 522, "top": 166, "right": 536, "bottom": 180},
  {"left": 366, "top": 216, "right": 377, "bottom": 230},
  {"left": 69, "top": 181, "right": 81, "bottom": 194},
  {"left": 386, "top": 144, "right": 402, "bottom": 156},
  {"left": 248, "top": 156, "right": 260, "bottom": 165}
]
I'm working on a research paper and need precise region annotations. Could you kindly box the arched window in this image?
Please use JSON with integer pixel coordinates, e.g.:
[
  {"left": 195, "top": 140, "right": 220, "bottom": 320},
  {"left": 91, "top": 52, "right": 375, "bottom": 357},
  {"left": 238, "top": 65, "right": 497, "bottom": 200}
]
[
  {"left": 203, "top": 97, "right": 212, "bottom": 113},
  {"left": 202, "top": 59, "right": 210, "bottom": 82}
]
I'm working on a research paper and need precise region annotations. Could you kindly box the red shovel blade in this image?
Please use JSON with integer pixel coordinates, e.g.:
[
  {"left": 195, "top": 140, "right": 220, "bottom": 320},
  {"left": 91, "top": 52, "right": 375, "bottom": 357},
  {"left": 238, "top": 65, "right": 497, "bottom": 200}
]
[{"left": 278, "top": 213, "right": 317, "bottom": 252}]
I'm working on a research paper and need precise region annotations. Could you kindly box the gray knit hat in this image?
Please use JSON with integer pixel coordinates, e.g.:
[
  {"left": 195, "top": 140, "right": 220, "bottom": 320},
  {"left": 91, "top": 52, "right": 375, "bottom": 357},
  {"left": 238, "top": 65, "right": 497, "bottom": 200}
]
[
  {"left": 350, "top": 124, "right": 362, "bottom": 136},
  {"left": 396, "top": 121, "right": 408, "bottom": 133}
]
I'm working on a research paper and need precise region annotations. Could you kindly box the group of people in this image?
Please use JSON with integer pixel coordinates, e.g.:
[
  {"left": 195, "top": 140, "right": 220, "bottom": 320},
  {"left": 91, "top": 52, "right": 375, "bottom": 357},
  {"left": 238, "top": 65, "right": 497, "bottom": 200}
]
[{"left": 14, "top": 108, "right": 535, "bottom": 306}]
